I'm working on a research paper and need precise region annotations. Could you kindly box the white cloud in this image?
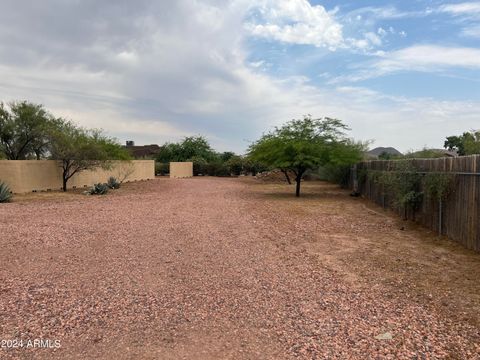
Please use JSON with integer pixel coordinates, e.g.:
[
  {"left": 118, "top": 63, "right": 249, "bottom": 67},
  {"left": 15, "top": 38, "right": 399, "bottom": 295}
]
[
  {"left": 377, "top": 27, "right": 387, "bottom": 36},
  {"left": 376, "top": 45, "right": 480, "bottom": 70},
  {"left": 246, "top": 0, "right": 344, "bottom": 49},
  {"left": 345, "top": 6, "right": 429, "bottom": 21},
  {"left": 331, "top": 45, "right": 480, "bottom": 82},
  {"left": 439, "top": 2, "right": 480, "bottom": 15},
  {"left": 461, "top": 25, "right": 480, "bottom": 37},
  {"left": 0, "top": 0, "right": 478, "bottom": 154},
  {"left": 364, "top": 32, "right": 382, "bottom": 46},
  {"left": 246, "top": 1, "right": 405, "bottom": 52}
]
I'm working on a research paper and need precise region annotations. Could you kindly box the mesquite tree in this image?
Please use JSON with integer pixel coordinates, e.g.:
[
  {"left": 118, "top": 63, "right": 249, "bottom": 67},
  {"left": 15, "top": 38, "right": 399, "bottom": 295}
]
[
  {"left": 48, "top": 119, "right": 130, "bottom": 191},
  {"left": 0, "top": 101, "right": 52, "bottom": 160},
  {"left": 248, "top": 115, "right": 364, "bottom": 197}
]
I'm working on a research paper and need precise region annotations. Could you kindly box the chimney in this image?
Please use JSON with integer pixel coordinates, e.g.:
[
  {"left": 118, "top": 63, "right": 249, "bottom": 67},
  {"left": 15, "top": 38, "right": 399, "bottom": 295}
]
[{"left": 126, "top": 140, "right": 135, "bottom": 147}]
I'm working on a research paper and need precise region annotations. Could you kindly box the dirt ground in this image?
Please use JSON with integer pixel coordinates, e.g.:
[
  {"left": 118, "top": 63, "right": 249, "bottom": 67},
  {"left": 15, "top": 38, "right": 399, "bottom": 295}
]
[{"left": 1, "top": 177, "right": 479, "bottom": 359}]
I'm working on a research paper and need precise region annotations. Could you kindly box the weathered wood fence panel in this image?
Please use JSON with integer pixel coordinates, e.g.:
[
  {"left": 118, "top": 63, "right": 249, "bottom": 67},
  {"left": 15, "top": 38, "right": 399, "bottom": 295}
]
[{"left": 351, "top": 155, "right": 480, "bottom": 252}]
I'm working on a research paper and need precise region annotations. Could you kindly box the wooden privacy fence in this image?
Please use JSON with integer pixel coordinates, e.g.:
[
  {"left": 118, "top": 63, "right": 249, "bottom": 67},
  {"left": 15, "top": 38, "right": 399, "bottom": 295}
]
[{"left": 351, "top": 155, "right": 480, "bottom": 252}]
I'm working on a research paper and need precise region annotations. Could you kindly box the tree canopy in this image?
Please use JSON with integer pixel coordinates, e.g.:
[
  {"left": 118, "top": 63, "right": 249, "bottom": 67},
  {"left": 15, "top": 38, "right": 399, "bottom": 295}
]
[
  {"left": 156, "top": 136, "right": 216, "bottom": 163},
  {"left": 48, "top": 119, "right": 130, "bottom": 191},
  {"left": 444, "top": 131, "right": 480, "bottom": 156},
  {"left": 155, "top": 135, "right": 248, "bottom": 176},
  {"left": 0, "top": 101, "right": 53, "bottom": 159},
  {"left": 248, "top": 116, "right": 365, "bottom": 196}
]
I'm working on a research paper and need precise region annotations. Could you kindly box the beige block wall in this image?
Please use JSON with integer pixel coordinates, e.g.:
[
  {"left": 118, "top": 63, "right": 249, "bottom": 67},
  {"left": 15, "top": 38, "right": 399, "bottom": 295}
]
[
  {"left": 170, "top": 162, "right": 193, "bottom": 178},
  {"left": 0, "top": 160, "right": 154, "bottom": 193}
]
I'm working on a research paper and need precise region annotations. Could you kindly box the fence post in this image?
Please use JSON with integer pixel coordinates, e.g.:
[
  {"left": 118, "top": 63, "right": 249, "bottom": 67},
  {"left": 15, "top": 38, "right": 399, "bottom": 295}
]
[{"left": 438, "top": 199, "right": 442, "bottom": 236}]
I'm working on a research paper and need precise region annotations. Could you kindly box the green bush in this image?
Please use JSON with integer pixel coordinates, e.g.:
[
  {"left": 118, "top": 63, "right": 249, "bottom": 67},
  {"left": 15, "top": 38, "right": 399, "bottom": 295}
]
[
  {"left": 155, "top": 162, "right": 169, "bottom": 176},
  {"left": 242, "top": 159, "right": 268, "bottom": 176},
  {"left": 424, "top": 173, "right": 455, "bottom": 201},
  {"left": 205, "top": 161, "right": 230, "bottom": 176},
  {"left": 365, "top": 161, "right": 423, "bottom": 219},
  {"left": 320, "top": 164, "right": 351, "bottom": 187},
  {"left": 87, "top": 183, "right": 109, "bottom": 195},
  {"left": 189, "top": 156, "right": 208, "bottom": 176},
  {"left": 0, "top": 181, "right": 12, "bottom": 203},
  {"left": 226, "top": 156, "right": 243, "bottom": 176},
  {"left": 107, "top": 176, "right": 120, "bottom": 189}
]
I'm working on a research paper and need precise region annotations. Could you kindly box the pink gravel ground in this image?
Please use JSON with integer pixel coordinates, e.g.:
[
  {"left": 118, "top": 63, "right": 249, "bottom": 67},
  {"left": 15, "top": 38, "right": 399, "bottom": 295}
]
[{"left": 0, "top": 177, "right": 479, "bottom": 359}]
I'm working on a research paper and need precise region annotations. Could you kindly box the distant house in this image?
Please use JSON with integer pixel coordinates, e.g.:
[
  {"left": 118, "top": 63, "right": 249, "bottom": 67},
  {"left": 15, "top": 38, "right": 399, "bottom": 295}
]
[
  {"left": 366, "top": 147, "right": 403, "bottom": 159},
  {"left": 429, "top": 149, "right": 458, "bottom": 157},
  {"left": 123, "top": 141, "right": 161, "bottom": 159}
]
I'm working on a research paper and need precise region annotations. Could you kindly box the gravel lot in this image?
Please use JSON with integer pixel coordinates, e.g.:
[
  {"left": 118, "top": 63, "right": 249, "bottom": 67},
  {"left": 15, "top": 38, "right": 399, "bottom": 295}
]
[{"left": 1, "top": 177, "right": 479, "bottom": 359}]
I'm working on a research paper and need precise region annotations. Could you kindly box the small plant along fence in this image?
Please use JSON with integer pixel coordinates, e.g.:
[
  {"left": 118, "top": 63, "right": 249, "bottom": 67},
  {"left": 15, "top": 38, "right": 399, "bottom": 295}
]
[{"left": 350, "top": 155, "right": 480, "bottom": 252}]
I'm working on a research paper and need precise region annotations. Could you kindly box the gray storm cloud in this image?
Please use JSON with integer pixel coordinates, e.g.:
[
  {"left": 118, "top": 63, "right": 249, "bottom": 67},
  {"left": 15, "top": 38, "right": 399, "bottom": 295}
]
[{"left": 0, "top": 0, "right": 479, "bottom": 153}]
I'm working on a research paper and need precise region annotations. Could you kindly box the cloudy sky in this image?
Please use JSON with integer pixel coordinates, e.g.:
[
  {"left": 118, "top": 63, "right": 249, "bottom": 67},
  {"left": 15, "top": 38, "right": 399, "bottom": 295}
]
[{"left": 0, "top": 0, "right": 479, "bottom": 153}]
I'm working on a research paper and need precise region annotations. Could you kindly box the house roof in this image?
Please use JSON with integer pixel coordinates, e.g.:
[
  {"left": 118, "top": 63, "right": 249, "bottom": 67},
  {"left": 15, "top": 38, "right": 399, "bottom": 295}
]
[{"left": 124, "top": 144, "right": 161, "bottom": 159}]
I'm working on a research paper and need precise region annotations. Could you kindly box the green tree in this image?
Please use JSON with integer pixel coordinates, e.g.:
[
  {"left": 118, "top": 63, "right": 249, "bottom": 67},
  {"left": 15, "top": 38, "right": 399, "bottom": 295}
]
[
  {"left": 0, "top": 101, "right": 53, "bottom": 159},
  {"left": 219, "top": 151, "right": 236, "bottom": 162},
  {"left": 226, "top": 155, "right": 243, "bottom": 176},
  {"left": 156, "top": 142, "right": 183, "bottom": 162},
  {"left": 179, "top": 136, "right": 216, "bottom": 161},
  {"left": 464, "top": 131, "right": 480, "bottom": 155},
  {"left": 249, "top": 115, "right": 365, "bottom": 197},
  {"left": 444, "top": 131, "right": 480, "bottom": 155},
  {"left": 242, "top": 157, "right": 267, "bottom": 176},
  {"left": 156, "top": 136, "right": 216, "bottom": 163},
  {"left": 48, "top": 119, "right": 130, "bottom": 191}
]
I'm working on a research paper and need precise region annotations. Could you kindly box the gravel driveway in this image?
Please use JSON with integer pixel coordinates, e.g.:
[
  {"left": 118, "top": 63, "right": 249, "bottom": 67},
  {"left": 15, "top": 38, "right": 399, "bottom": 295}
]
[{"left": 1, "top": 177, "right": 479, "bottom": 359}]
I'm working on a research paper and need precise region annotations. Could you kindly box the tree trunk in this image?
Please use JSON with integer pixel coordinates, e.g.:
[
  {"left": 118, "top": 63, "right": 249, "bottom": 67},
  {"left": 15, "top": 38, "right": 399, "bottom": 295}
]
[
  {"left": 281, "top": 169, "right": 292, "bottom": 184},
  {"left": 295, "top": 171, "right": 304, "bottom": 197},
  {"left": 62, "top": 162, "right": 69, "bottom": 192}
]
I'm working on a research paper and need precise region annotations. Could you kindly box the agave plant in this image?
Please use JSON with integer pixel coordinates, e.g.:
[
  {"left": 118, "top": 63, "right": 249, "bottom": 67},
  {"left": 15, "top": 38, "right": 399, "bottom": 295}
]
[
  {"left": 87, "top": 183, "right": 109, "bottom": 195},
  {"left": 107, "top": 176, "right": 120, "bottom": 189},
  {"left": 0, "top": 181, "right": 12, "bottom": 203}
]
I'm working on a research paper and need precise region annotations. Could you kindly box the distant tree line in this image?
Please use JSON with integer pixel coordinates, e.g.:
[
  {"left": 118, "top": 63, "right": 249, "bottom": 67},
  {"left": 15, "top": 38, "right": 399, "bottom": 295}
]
[
  {"left": 444, "top": 131, "right": 480, "bottom": 156},
  {"left": 376, "top": 130, "right": 480, "bottom": 160},
  {"left": 155, "top": 136, "right": 267, "bottom": 177},
  {"left": 0, "top": 101, "right": 130, "bottom": 191}
]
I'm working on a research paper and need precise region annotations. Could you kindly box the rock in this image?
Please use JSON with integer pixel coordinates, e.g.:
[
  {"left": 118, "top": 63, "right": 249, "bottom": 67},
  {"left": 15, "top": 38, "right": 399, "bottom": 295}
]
[{"left": 375, "top": 332, "right": 393, "bottom": 340}]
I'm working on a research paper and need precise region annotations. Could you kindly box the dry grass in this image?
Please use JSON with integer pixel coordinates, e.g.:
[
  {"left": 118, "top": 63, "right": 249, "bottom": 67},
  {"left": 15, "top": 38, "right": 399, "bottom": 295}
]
[{"left": 245, "top": 179, "right": 480, "bottom": 328}]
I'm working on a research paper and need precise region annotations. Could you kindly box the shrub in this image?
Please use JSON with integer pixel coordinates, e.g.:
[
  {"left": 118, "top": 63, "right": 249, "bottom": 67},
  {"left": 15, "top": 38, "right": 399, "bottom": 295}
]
[
  {"left": 107, "top": 176, "right": 120, "bottom": 189},
  {"left": 189, "top": 156, "right": 208, "bottom": 176},
  {"left": 155, "top": 162, "right": 169, "bottom": 176},
  {"left": 320, "top": 164, "right": 351, "bottom": 188},
  {"left": 87, "top": 183, "right": 109, "bottom": 195},
  {"left": 367, "top": 161, "right": 423, "bottom": 220},
  {"left": 424, "top": 173, "right": 455, "bottom": 201},
  {"left": 226, "top": 156, "right": 243, "bottom": 176},
  {"left": 205, "top": 161, "right": 230, "bottom": 176},
  {"left": 0, "top": 181, "right": 12, "bottom": 203},
  {"left": 242, "top": 159, "right": 268, "bottom": 176}
]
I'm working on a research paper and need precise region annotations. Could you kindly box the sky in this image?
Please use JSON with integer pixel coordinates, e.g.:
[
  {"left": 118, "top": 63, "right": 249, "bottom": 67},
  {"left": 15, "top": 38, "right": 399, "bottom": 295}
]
[{"left": 0, "top": 0, "right": 479, "bottom": 154}]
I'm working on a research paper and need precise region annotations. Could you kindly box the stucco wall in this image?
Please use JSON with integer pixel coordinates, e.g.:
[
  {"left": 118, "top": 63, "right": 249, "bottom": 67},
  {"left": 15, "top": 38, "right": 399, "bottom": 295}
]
[
  {"left": 170, "top": 162, "right": 193, "bottom": 178},
  {"left": 0, "top": 160, "right": 155, "bottom": 193}
]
